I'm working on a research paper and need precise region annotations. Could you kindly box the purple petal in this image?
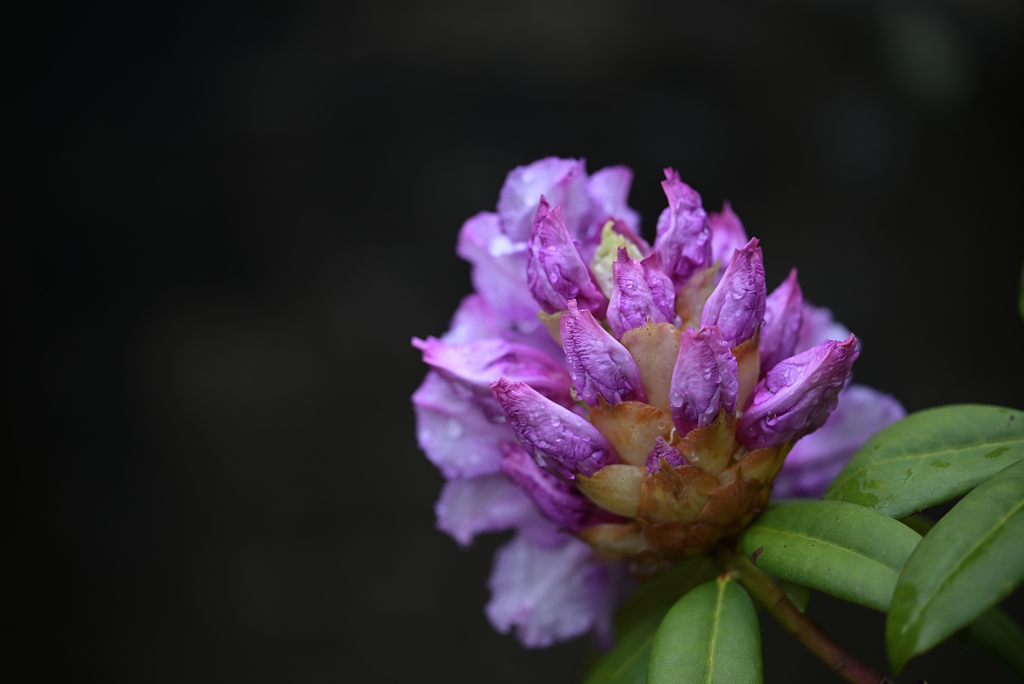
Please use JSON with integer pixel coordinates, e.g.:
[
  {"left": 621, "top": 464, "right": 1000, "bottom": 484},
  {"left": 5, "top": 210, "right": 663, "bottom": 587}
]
[
  {"left": 441, "top": 295, "right": 502, "bottom": 345},
  {"left": 500, "top": 442, "right": 620, "bottom": 532},
  {"left": 587, "top": 166, "right": 643, "bottom": 250},
  {"left": 526, "top": 198, "right": 608, "bottom": 317},
  {"left": 708, "top": 201, "right": 749, "bottom": 268},
  {"left": 491, "top": 378, "right": 614, "bottom": 479},
  {"left": 652, "top": 168, "right": 712, "bottom": 291},
  {"left": 606, "top": 250, "right": 675, "bottom": 338},
  {"left": 669, "top": 326, "right": 739, "bottom": 435},
  {"left": 413, "top": 372, "right": 517, "bottom": 479},
  {"left": 486, "top": 533, "right": 622, "bottom": 648},
  {"left": 561, "top": 300, "right": 646, "bottom": 406},
  {"left": 796, "top": 302, "right": 853, "bottom": 353},
  {"left": 700, "top": 237, "right": 767, "bottom": 347},
  {"left": 738, "top": 335, "right": 860, "bottom": 449},
  {"left": 759, "top": 269, "right": 804, "bottom": 375},
  {"left": 498, "top": 157, "right": 591, "bottom": 243},
  {"left": 456, "top": 212, "right": 545, "bottom": 341},
  {"left": 645, "top": 436, "right": 687, "bottom": 474},
  {"left": 414, "top": 336, "right": 573, "bottom": 410},
  {"left": 436, "top": 473, "right": 548, "bottom": 547},
  {"left": 773, "top": 384, "right": 906, "bottom": 498}
]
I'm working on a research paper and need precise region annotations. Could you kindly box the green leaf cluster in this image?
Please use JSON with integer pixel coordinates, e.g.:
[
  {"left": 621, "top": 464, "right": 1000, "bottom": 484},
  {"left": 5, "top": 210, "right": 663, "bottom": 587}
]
[{"left": 583, "top": 405, "right": 1024, "bottom": 682}]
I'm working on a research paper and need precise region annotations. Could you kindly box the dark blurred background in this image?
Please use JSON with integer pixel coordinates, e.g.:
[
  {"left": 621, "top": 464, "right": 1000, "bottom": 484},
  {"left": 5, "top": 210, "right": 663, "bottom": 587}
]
[{"left": 9, "top": 1, "right": 1023, "bottom": 682}]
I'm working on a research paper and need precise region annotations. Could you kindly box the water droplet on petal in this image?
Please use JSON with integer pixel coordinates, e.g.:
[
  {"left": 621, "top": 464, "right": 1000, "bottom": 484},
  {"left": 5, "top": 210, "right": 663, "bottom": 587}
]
[{"left": 446, "top": 419, "right": 464, "bottom": 438}]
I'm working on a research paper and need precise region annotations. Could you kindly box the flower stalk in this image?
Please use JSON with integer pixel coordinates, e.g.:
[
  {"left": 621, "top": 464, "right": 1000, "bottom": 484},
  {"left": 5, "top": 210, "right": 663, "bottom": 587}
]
[{"left": 713, "top": 543, "right": 895, "bottom": 684}]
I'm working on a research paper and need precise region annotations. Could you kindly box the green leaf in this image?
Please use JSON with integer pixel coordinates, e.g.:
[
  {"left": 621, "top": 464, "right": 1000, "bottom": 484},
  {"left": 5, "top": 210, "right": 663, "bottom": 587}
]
[
  {"left": 971, "top": 607, "right": 1024, "bottom": 679},
  {"left": 584, "top": 558, "right": 718, "bottom": 684},
  {"left": 886, "top": 458, "right": 1024, "bottom": 672},
  {"left": 741, "top": 500, "right": 922, "bottom": 611},
  {"left": 583, "top": 609, "right": 664, "bottom": 684},
  {"left": 648, "top": 576, "right": 762, "bottom": 684},
  {"left": 615, "top": 557, "right": 717, "bottom": 637},
  {"left": 825, "top": 405, "right": 1024, "bottom": 518},
  {"left": 780, "top": 579, "right": 811, "bottom": 613}
]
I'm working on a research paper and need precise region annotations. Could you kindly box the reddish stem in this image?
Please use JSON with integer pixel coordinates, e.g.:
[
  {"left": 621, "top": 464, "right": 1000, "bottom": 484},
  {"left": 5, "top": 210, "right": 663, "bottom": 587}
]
[{"left": 714, "top": 544, "right": 895, "bottom": 684}]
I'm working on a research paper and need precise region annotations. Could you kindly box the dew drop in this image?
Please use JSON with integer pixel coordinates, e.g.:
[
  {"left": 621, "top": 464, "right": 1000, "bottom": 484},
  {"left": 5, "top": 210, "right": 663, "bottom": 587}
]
[
  {"left": 446, "top": 419, "right": 464, "bottom": 438},
  {"left": 550, "top": 415, "right": 561, "bottom": 427}
]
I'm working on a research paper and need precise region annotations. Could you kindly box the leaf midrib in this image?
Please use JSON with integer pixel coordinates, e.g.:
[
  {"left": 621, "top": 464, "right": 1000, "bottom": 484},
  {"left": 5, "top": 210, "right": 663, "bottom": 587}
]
[
  {"left": 902, "top": 497, "right": 1024, "bottom": 633},
  {"left": 828, "top": 436, "right": 1024, "bottom": 493},
  {"left": 705, "top": 581, "right": 725, "bottom": 684},
  {"left": 752, "top": 524, "right": 902, "bottom": 577}
]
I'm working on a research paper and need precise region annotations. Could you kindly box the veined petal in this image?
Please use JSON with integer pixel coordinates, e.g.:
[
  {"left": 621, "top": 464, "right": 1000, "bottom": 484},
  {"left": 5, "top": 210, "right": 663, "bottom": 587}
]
[
  {"left": 561, "top": 300, "right": 646, "bottom": 406},
  {"left": 708, "top": 201, "right": 749, "bottom": 268},
  {"left": 456, "top": 212, "right": 543, "bottom": 338},
  {"left": 587, "top": 166, "right": 644, "bottom": 253},
  {"left": 500, "top": 442, "right": 620, "bottom": 531},
  {"left": 441, "top": 295, "right": 502, "bottom": 344},
  {"left": 491, "top": 378, "right": 615, "bottom": 479},
  {"left": 669, "top": 326, "right": 739, "bottom": 435},
  {"left": 435, "top": 473, "right": 548, "bottom": 547},
  {"left": 606, "top": 249, "right": 675, "bottom": 337},
  {"left": 413, "top": 372, "right": 517, "bottom": 479},
  {"left": 414, "top": 336, "right": 572, "bottom": 409},
  {"left": 737, "top": 335, "right": 860, "bottom": 449},
  {"left": 526, "top": 198, "right": 608, "bottom": 317},
  {"left": 652, "top": 168, "right": 712, "bottom": 291},
  {"left": 773, "top": 384, "right": 906, "bottom": 498},
  {"left": 498, "top": 157, "right": 591, "bottom": 243},
  {"left": 759, "top": 269, "right": 804, "bottom": 375},
  {"left": 700, "top": 237, "right": 766, "bottom": 347},
  {"left": 486, "top": 533, "right": 622, "bottom": 648}
]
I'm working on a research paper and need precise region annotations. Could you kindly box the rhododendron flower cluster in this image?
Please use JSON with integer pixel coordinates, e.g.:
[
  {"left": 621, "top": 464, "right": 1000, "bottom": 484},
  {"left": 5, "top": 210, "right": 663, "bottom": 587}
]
[{"left": 412, "top": 158, "right": 904, "bottom": 647}]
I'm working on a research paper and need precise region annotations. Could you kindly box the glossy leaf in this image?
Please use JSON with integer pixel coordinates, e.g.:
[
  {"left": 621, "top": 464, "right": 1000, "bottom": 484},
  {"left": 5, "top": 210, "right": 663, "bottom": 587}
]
[
  {"left": 887, "top": 459, "right": 1024, "bottom": 672},
  {"left": 741, "top": 500, "right": 922, "bottom": 611},
  {"left": 971, "top": 607, "right": 1024, "bottom": 679},
  {"left": 615, "top": 557, "right": 717, "bottom": 637},
  {"left": 780, "top": 579, "right": 810, "bottom": 613},
  {"left": 648, "top": 576, "right": 762, "bottom": 684},
  {"left": 825, "top": 405, "right": 1024, "bottom": 518},
  {"left": 584, "top": 609, "right": 663, "bottom": 684}
]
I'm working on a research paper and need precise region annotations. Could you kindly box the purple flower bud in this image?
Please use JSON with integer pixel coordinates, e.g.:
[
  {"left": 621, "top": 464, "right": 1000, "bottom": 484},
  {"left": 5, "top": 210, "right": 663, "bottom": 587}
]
[
  {"left": 491, "top": 378, "right": 615, "bottom": 479},
  {"left": 645, "top": 436, "right": 687, "bottom": 474},
  {"left": 653, "top": 169, "right": 712, "bottom": 291},
  {"left": 413, "top": 336, "right": 574, "bottom": 409},
  {"left": 700, "top": 237, "right": 767, "bottom": 347},
  {"left": 500, "top": 442, "right": 620, "bottom": 532},
  {"left": 738, "top": 335, "right": 860, "bottom": 449},
  {"left": 498, "top": 157, "right": 590, "bottom": 242},
  {"left": 759, "top": 269, "right": 804, "bottom": 375},
  {"left": 669, "top": 326, "right": 739, "bottom": 435},
  {"left": 607, "top": 249, "right": 675, "bottom": 337},
  {"left": 708, "top": 201, "right": 749, "bottom": 268},
  {"left": 526, "top": 198, "right": 608, "bottom": 317},
  {"left": 773, "top": 385, "right": 905, "bottom": 498},
  {"left": 561, "top": 300, "right": 646, "bottom": 406}
]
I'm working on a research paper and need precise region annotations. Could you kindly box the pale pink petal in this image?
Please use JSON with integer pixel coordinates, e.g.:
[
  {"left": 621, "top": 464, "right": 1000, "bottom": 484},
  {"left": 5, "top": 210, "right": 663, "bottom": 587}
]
[
  {"left": 413, "top": 372, "right": 516, "bottom": 479},
  {"left": 486, "top": 533, "right": 621, "bottom": 648}
]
